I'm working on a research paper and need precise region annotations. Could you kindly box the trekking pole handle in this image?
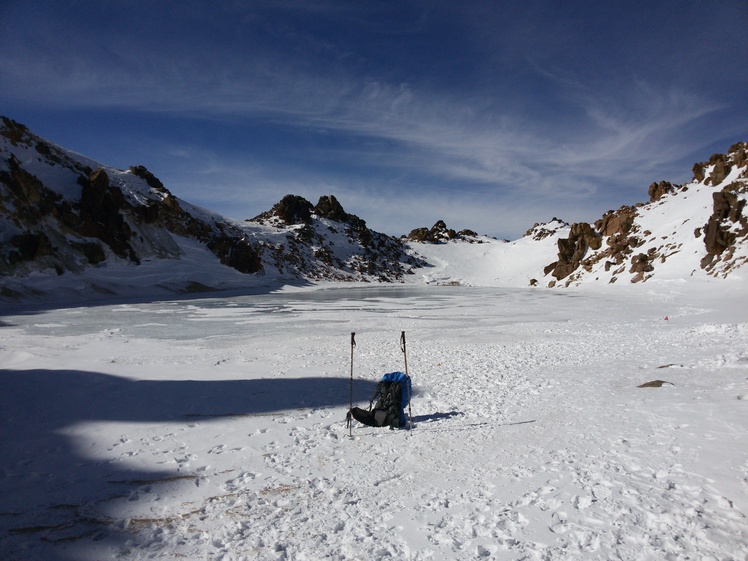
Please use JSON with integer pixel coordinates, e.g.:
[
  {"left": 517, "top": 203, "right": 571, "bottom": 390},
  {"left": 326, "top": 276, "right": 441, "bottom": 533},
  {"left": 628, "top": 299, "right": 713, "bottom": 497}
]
[{"left": 400, "top": 331, "right": 406, "bottom": 353}]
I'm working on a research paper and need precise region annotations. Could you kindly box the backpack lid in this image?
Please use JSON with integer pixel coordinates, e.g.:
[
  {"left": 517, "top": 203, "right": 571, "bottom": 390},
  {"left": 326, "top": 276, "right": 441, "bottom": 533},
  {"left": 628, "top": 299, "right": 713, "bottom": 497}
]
[{"left": 380, "top": 371, "right": 411, "bottom": 411}]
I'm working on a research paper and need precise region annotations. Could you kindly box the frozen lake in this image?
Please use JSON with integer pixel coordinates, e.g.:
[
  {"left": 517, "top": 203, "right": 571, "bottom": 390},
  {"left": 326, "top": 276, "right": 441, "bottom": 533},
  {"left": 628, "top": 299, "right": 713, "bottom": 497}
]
[
  {"left": 2, "top": 284, "right": 747, "bottom": 561},
  {"left": 4, "top": 285, "right": 601, "bottom": 342}
]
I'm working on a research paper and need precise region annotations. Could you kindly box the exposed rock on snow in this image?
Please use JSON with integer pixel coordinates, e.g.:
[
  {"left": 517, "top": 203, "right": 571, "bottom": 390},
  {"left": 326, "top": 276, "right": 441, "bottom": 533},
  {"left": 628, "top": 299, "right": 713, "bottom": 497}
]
[
  {"left": 1, "top": 118, "right": 422, "bottom": 300},
  {"left": 546, "top": 222, "right": 603, "bottom": 282},
  {"left": 524, "top": 218, "right": 569, "bottom": 241},
  {"left": 545, "top": 141, "right": 748, "bottom": 286},
  {"left": 2, "top": 114, "right": 747, "bottom": 302},
  {"left": 247, "top": 194, "right": 424, "bottom": 282},
  {"left": 406, "top": 220, "right": 481, "bottom": 244},
  {"left": 648, "top": 180, "right": 676, "bottom": 202},
  {"left": 0, "top": 116, "right": 263, "bottom": 296},
  {"left": 637, "top": 380, "right": 675, "bottom": 388}
]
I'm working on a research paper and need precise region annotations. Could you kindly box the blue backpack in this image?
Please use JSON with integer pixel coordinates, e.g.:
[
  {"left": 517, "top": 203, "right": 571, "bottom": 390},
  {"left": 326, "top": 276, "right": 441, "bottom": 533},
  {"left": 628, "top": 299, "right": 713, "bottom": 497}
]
[{"left": 347, "top": 371, "right": 412, "bottom": 430}]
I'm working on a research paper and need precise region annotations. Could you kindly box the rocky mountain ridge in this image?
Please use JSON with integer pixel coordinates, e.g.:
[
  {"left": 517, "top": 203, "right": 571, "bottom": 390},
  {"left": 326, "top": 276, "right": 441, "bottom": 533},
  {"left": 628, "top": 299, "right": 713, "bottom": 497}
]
[
  {"left": 0, "top": 117, "right": 422, "bottom": 299},
  {"left": 246, "top": 193, "right": 424, "bottom": 282},
  {"left": 544, "top": 141, "right": 747, "bottom": 287},
  {"left": 1, "top": 117, "right": 262, "bottom": 283},
  {"left": 1, "top": 115, "right": 746, "bottom": 301}
]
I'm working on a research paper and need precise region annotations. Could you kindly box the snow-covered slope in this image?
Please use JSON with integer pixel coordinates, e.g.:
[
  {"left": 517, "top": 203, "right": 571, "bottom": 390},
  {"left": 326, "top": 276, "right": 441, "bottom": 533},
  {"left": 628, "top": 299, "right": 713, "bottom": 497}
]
[
  {"left": 403, "top": 220, "right": 569, "bottom": 287},
  {"left": 543, "top": 142, "right": 748, "bottom": 287},
  {"left": 2, "top": 114, "right": 746, "bottom": 304},
  {"left": 0, "top": 117, "right": 420, "bottom": 303}
]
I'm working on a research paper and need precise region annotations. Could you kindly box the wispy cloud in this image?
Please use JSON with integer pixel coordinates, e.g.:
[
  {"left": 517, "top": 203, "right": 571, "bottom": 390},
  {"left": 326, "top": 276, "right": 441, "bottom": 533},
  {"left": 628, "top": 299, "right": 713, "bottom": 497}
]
[{"left": 1, "top": 1, "right": 744, "bottom": 237}]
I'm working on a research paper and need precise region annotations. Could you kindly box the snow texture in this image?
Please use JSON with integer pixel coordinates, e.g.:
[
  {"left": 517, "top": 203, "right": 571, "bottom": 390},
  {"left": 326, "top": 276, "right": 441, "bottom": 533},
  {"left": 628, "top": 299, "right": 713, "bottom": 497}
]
[{"left": 1, "top": 283, "right": 747, "bottom": 560}]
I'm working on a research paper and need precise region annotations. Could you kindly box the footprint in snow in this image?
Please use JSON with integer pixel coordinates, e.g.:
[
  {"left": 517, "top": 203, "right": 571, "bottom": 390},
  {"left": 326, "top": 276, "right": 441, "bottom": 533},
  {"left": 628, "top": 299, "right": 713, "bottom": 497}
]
[{"left": 574, "top": 494, "right": 596, "bottom": 509}]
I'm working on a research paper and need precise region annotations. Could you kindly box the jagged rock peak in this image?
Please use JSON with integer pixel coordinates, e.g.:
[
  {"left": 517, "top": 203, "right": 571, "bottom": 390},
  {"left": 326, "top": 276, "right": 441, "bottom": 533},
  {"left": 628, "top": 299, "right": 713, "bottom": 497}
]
[
  {"left": 252, "top": 194, "right": 366, "bottom": 227},
  {"left": 315, "top": 194, "right": 348, "bottom": 221},
  {"left": 406, "top": 220, "right": 479, "bottom": 244}
]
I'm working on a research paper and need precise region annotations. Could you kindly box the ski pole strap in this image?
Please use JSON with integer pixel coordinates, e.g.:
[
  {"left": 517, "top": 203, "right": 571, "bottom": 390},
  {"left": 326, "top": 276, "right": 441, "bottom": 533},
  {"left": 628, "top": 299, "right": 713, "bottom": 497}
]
[
  {"left": 400, "top": 331, "right": 406, "bottom": 353},
  {"left": 351, "top": 332, "right": 356, "bottom": 348}
]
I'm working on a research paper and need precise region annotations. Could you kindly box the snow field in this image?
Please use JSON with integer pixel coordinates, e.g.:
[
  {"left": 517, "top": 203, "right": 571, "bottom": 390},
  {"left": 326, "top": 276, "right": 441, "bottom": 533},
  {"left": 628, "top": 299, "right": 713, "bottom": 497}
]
[{"left": 1, "top": 285, "right": 747, "bottom": 560}]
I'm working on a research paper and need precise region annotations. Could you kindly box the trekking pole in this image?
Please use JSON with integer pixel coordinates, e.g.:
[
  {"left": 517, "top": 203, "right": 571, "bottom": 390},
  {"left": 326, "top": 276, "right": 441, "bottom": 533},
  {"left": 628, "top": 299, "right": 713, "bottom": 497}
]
[
  {"left": 349, "top": 332, "right": 356, "bottom": 437},
  {"left": 400, "top": 331, "right": 413, "bottom": 431}
]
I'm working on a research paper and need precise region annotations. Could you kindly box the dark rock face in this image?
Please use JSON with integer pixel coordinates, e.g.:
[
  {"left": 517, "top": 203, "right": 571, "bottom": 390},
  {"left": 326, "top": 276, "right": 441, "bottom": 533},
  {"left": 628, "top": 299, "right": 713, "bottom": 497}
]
[
  {"left": 547, "top": 222, "right": 602, "bottom": 280},
  {"left": 207, "top": 235, "right": 262, "bottom": 274},
  {"left": 257, "top": 194, "right": 314, "bottom": 225},
  {"left": 8, "top": 232, "right": 54, "bottom": 263},
  {"left": 79, "top": 168, "right": 138, "bottom": 263},
  {"left": 1, "top": 117, "right": 264, "bottom": 280},
  {"left": 700, "top": 184, "right": 747, "bottom": 271}
]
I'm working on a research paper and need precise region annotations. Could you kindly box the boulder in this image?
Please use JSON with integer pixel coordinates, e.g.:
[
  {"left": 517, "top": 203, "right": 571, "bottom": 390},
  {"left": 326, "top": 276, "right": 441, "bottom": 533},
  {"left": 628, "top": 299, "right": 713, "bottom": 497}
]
[
  {"left": 629, "top": 253, "right": 654, "bottom": 274},
  {"left": 596, "top": 207, "right": 636, "bottom": 237},
  {"left": 692, "top": 162, "right": 705, "bottom": 182},
  {"left": 638, "top": 380, "right": 674, "bottom": 388},
  {"left": 708, "top": 160, "right": 730, "bottom": 186},
  {"left": 647, "top": 180, "right": 674, "bottom": 202}
]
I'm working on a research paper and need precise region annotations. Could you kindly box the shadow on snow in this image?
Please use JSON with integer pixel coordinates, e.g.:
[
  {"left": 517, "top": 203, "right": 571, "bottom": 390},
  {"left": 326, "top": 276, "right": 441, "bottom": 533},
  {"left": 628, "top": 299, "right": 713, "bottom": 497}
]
[{"left": 0, "top": 368, "right": 377, "bottom": 560}]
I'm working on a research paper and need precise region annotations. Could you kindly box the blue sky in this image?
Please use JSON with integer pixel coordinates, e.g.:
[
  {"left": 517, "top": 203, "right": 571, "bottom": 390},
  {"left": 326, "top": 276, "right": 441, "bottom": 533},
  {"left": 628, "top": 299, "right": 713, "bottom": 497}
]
[{"left": 1, "top": 1, "right": 746, "bottom": 239}]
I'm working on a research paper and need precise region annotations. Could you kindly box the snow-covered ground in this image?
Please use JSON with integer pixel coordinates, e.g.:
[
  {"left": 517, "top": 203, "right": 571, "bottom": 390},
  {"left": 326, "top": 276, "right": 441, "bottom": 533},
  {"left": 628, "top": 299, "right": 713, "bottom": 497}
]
[{"left": 1, "top": 281, "right": 747, "bottom": 561}]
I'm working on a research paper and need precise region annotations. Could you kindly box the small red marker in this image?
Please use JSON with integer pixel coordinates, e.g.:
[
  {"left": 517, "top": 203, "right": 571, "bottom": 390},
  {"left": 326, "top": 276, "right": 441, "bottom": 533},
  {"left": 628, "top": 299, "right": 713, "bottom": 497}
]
[{"left": 664, "top": 316, "right": 669, "bottom": 321}]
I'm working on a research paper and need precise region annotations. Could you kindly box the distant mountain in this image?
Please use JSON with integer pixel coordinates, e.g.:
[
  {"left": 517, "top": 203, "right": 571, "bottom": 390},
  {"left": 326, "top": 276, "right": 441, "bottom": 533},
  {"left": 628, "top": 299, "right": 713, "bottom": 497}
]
[
  {"left": 1, "top": 115, "right": 746, "bottom": 302},
  {"left": 404, "top": 220, "right": 482, "bottom": 244},
  {"left": 0, "top": 116, "right": 422, "bottom": 301},
  {"left": 246, "top": 193, "right": 425, "bottom": 281}
]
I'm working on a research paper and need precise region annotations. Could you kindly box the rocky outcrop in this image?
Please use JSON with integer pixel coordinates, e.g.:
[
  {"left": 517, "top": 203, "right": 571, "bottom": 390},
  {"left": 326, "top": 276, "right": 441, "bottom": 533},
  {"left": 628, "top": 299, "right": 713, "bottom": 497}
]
[
  {"left": 129, "top": 165, "right": 166, "bottom": 191},
  {"left": 406, "top": 220, "right": 481, "bottom": 244},
  {"left": 700, "top": 181, "right": 748, "bottom": 273},
  {"left": 696, "top": 142, "right": 748, "bottom": 275},
  {"left": 648, "top": 181, "right": 675, "bottom": 202},
  {"left": 524, "top": 218, "right": 568, "bottom": 241},
  {"left": 546, "top": 141, "right": 748, "bottom": 286},
  {"left": 314, "top": 195, "right": 348, "bottom": 222},
  {"left": 1, "top": 116, "right": 263, "bottom": 281},
  {"left": 546, "top": 222, "right": 602, "bottom": 281},
  {"left": 249, "top": 194, "right": 425, "bottom": 282},
  {"left": 78, "top": 168, "right": 139, "bottom": 263},
  {"left": 254, "top": 194, "right": 369, "bottom": 228}
]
